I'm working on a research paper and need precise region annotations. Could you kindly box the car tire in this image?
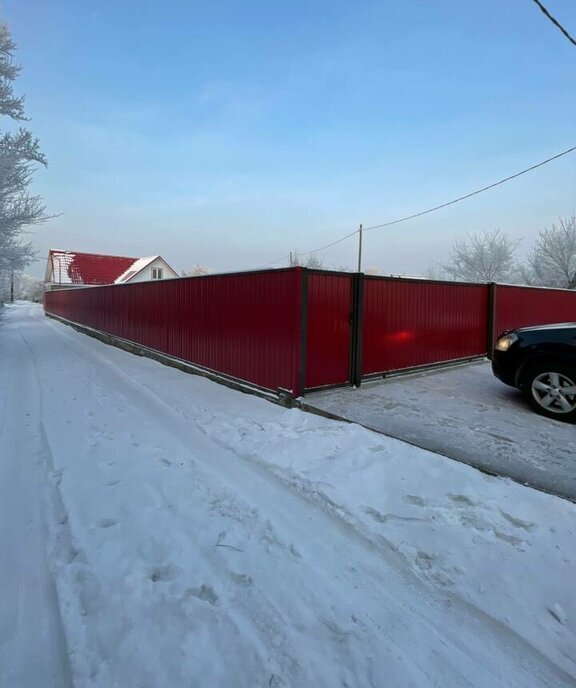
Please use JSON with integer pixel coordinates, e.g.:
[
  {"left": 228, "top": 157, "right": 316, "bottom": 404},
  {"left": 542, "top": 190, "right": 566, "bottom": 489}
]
[{"left": 520, "top": 361, "right": 576, "bottom": 423}]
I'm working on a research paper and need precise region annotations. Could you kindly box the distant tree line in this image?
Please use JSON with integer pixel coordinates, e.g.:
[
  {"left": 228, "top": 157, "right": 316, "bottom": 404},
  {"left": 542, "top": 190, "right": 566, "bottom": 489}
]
[
  {"left": 0, "top": 271, "right": 43, "bottom": 302},
  {"left": 430, "top": 215, "right": 576, "bottom": 287}
]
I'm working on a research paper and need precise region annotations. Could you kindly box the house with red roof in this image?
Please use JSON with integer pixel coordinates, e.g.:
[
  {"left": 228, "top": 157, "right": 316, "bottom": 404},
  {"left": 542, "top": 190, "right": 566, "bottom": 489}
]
[{"left": 45, "top": 250, "right": 178, "bottom": 289}]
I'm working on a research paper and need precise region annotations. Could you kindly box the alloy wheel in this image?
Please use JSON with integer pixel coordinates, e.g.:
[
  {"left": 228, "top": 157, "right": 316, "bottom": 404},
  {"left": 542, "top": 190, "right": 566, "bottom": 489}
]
[{"left": 531, "top": 371, "right": 576, "bottom": 415}]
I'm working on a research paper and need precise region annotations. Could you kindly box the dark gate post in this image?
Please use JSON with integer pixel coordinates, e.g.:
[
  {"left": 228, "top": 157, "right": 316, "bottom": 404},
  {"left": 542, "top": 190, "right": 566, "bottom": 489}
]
[
  {"left": 350, "top": 272, "right": 365, "bottom": 387},
  {"left": 486, "top": 282, "right": 497, "bottom": 359}
]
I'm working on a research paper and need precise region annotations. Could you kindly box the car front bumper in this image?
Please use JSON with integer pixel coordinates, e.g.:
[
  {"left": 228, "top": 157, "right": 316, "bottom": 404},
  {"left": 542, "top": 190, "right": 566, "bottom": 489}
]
[{"left": 491, "top": 352, "right": 518, "bottom": 387}]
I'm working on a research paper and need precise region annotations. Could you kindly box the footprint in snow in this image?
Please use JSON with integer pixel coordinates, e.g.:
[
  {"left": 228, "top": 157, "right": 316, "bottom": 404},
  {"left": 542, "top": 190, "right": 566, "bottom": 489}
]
[
  {"left": 364, "top": 507, "right": 388, "bottom": 523},
  {"left": 229, "top": 571, "right": 253, "bottom": 588},
  {"left": 290, "top": 544, "right": 301, "bottom": 559},
  {"left": 447, "top": 493, "right": 478, "bottom": 507},
  {"left": 498, "top": 510, "right": 536, "bottom": 531},
  {"left": 149, "top": 564, "right": 179, "bottom": 583},
  {"left": 187, "top": 584, "right": 218, "bottom": 606},
  {"left": 404, "top": 495, "right": 426, "bottom": 507},
  {"left": 97, "top": 518, "right": 119, "bottom": 529}
]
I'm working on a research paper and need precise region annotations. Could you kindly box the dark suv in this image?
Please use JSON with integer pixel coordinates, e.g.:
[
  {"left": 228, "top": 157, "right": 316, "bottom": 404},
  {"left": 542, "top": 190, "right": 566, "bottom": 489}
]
[{"left": 492, "top": 323, "right": 576, "bottom": 422}]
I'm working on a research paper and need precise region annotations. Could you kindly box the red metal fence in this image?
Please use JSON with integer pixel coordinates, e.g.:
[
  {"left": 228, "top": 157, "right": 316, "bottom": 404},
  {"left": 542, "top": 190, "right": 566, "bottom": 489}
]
[
  {"left": 44, "top": 268, "right": 576, "bottom": 395},
  {"left": 45, "top": 269, "right": 304, "bottom": 394},
  {"left": 496, "top": 285, "right": 576, "bottom": 336},
  {"left": 362, "top": 278, "right": 489, "bottom": 376}
]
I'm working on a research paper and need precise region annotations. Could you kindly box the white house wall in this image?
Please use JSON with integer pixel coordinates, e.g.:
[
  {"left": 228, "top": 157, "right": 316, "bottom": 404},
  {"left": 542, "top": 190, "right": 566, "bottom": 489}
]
[{"left": 127, "top": 258, "right": 177, "bottom": 283}]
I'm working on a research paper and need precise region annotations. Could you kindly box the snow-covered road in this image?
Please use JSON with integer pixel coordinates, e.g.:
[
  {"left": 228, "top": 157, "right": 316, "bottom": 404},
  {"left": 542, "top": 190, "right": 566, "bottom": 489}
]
[
  {"left": 0, "top": 308, "right": 72, "bottom": 687},
  {"left": 1, "top": 303, "right": 575, "bottom": 687}
]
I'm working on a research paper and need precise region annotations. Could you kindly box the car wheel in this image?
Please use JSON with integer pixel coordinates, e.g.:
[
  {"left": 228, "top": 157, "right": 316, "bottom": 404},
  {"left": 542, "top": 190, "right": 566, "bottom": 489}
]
[{"left": 521, "top": 362, "right": 576, "bottom": 422}]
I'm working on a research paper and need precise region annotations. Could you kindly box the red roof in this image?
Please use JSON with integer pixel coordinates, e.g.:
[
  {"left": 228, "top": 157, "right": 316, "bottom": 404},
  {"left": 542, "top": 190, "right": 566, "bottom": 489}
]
[{"left": 48, "top": 250, "right": 139, "bottom": 285}]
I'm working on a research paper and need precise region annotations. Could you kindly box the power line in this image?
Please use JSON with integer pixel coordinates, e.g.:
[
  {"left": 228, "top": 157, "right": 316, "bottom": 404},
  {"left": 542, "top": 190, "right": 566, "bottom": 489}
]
[
  {"left": 531, "top": 0, "right": 576, "bottom": 47},
  {"left": 292, "top": 229, "right": 359, "bottom": 258},
  {"left": 261, "top": 253, "right": 291, "bottom": 268},
  {"left": 258, "top": 143, "right": 576, "bottom": 267},
  {"left": 363, "top": 144, "right": 576, "bottom": 232},
  {"left": 259, "top": 230, "right": 358, "bottom": 268}
]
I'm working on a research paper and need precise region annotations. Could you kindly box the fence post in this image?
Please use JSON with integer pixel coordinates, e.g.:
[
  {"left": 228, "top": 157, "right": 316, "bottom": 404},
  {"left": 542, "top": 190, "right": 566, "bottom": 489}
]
[
  {"left": 350, "top": 272, "right": 365, "bottom": 387},
  {"left": 486, "top": 282, "right": 497, "bottom": 359},
  {"left": 296, "top": 268, "right": 309, "bottom": 397}
]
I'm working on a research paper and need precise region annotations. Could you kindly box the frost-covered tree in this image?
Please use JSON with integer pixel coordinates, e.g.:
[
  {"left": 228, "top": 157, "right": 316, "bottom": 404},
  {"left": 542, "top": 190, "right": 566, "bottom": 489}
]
[
  {"left": 0, "top": 22, "right": 47, "bottom": 296},
  {"left": 289, "top": 250, "right": 323, "bottom": 269},
  {"left": 443, "top": 230, "right": 520, "bottom": 283},
  {"left": 425, "top": 262, "right": 450, "bottom": 281},
  {"left": 19, "top": 274, "right": 43, "bottom": 301},
  {"left": 0, "top": 240, "right": 36, "bottom": 301},
  {"left": 521, "top": 215, "right": 576, "bottom": 289},
  {"left": 0, "top": 269, "right": 42, "bottom": 302},
  {"left": 0, "top": 24, "right": 25, "bottom": 119},
  {"left": 181, "top": 263, "right": 213, "bottom": 276}
]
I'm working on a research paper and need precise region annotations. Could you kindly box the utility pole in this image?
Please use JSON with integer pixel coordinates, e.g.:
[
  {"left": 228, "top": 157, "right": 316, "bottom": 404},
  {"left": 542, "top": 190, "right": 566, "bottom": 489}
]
[{"left": 357, "top": 224, "right": 363, "bottom": 273}]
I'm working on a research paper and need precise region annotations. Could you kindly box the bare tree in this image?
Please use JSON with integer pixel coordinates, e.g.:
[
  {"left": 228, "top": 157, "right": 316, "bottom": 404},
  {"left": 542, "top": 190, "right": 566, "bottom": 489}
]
[
  {"left": 289, "top": 250, "right": 324, "bottom": 269},
  {"left": 443, "top": 230, "right": 520, "bottom": 283},
  {"left": 0, "top": 22, "right": 47, "bottom": 291},
  {"left": 181, "top": 263, "right": 213, "bottom": 277},
  {"left": 521, "top": 215, "right": 576, "bottom": 289},
  {"left": 425, "top": 262, "right": 449, "bottom": 281}
]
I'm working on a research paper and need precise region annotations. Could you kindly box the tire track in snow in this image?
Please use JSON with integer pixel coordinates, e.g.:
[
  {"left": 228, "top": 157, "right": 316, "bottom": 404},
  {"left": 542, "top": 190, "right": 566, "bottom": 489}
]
[{"left": 0, "top": 316, "right": 73, "bottom": 688}]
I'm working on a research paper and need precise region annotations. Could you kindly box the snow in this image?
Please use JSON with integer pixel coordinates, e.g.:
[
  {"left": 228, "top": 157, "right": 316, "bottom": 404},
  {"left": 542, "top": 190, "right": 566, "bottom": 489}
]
[
  {"left": 1, "top": 302, "right": 575, "bottom": 687},
  {"left": 48, "top": 250, "right": 75, "bottom": 284},
  {"left": 114, "top": 256, "right": 158, "bottom": 283},
  {"left": 0, "top": 309, "right": 72, "bottom": 687}
]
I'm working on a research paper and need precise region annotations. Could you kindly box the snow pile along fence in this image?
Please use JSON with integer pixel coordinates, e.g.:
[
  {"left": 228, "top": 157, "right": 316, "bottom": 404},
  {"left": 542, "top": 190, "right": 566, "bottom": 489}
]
[{"left": 43, "top": 268, "right": 576, "bottom": 395}]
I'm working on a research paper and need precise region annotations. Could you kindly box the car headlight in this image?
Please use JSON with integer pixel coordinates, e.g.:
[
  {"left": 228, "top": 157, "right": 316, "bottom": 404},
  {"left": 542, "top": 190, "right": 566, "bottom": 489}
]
[{"left": 495, "top": 333, "right": 518, "bottom": 352}]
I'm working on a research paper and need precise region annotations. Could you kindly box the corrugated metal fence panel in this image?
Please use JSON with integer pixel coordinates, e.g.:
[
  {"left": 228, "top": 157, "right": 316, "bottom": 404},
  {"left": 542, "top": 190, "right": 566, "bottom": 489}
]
[
  {"left": 305, "top": 272, "right": 353, "bottom": 389},
  {"left": 495, "top": 285, "right": 576, "bottom": 336},
  {"left": 44, "top": 269, "right": 303, "bottom": 393},
  {"left": 362, "top": 278, "right": 489, "bottom": 374},
  {"left": 176, "top": 272, "right": 303, "bottom": 389}
]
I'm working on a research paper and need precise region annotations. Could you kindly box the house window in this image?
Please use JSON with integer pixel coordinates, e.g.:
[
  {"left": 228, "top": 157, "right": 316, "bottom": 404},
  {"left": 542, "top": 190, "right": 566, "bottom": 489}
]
[{"left": 152, "top": 267, "right": 163, "bottom": 280}]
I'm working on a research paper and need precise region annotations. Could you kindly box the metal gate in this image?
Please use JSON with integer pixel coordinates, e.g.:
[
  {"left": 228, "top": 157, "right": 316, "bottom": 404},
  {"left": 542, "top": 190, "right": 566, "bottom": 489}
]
[{"left": 304, "top": 271, "right": 355, "bottom": 390}]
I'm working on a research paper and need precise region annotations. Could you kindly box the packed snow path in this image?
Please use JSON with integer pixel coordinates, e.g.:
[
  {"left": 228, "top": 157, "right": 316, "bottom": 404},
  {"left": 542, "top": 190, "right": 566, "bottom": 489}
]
[
  {"left": 0, "top": 307, "right": 72, "bottom": 686},
  {"left": 1, "top": 304, "right": 574, "bottom": 687}
]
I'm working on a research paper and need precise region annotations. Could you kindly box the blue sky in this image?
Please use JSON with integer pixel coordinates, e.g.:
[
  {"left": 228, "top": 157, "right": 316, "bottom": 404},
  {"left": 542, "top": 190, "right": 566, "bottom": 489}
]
[{"left": 2, "top": 0, "right": 576, "bottom": 276}]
